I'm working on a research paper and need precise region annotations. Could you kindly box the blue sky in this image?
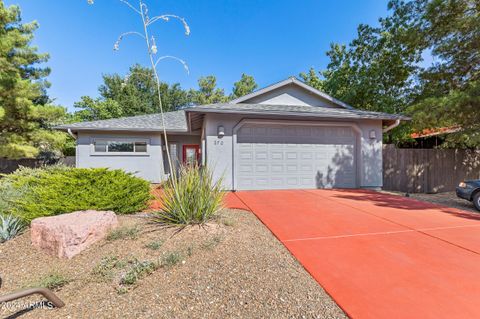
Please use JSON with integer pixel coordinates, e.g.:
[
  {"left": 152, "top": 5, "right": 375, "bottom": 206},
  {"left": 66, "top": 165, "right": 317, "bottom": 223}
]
[{"left": 5, "top": 0, "right": 391, "bottom": 112}]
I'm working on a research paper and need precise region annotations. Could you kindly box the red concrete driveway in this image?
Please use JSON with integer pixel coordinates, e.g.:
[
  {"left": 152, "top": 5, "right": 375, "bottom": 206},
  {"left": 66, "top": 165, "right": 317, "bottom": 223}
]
[{"left": 232, "top": 189, "right": 480, "bottom": 319}]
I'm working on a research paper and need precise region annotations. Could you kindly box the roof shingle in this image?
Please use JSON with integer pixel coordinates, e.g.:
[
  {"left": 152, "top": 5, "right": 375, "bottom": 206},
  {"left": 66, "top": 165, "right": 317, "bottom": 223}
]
[
  {"left": 55, "top": 110, "right": 188, "bottom": 132},
  {"left": 56, "top": 103, "right": 408, "bottom": 132},
  {"left": 186, "top": 103, "right": 409, "bottom": 121}
]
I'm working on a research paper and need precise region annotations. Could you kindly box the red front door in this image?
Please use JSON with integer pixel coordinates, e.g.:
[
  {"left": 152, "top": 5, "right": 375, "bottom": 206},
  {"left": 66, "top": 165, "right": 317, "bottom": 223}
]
[{"left": 182, "top": 144, "right": 200, "bottom": 165}]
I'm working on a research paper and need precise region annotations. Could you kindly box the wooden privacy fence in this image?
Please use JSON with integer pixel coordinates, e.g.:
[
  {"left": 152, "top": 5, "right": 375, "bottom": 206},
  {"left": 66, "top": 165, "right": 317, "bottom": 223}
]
[
  {"left": 0, "top": 157, "right": 75, "bottom": 175},
  {"left": 383, "top": 145, "right": 480, "bottom": 193}
]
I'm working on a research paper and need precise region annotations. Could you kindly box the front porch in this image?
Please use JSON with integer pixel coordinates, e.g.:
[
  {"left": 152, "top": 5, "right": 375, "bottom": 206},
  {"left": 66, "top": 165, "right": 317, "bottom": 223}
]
[{"left": 162, "top": 133, "right": 202, "bottom": 175}]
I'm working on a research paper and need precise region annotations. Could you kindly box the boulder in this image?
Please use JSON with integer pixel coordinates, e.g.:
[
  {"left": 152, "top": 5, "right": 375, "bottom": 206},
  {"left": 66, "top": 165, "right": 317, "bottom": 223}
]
[{"left": 31, "top": 210, "right": 118, "bottom": 259}]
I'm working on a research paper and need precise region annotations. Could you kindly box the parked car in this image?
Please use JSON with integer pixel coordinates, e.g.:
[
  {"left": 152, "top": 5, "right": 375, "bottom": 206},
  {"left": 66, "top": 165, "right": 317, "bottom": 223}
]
[{"left": 456, "top": 180, "right": 480, "bottom": 211}]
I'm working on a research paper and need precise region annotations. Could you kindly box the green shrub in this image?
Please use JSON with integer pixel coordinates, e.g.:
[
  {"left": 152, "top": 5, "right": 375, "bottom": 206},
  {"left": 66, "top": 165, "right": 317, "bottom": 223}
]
[
  {"left": 0, "top": 213, "right": 25, "bottom": 243},
  {"left": 1, "top": 166, "right": 152, "bottom": 223},
  {"left": 161, "top": 251, "right": 183, "bottom": 267},
  {"left": 145, "top": 240, "right": 164, "bottom": 250},
  {"left": 92, "top": 256, "right": 127, "bottom": 282},
  {"left": 120, "top": 259, "right": 158, "bottom": 286},
  {"left": 153, "top": 165, "right": 224, "bottom": 225},
  {"left": 32, "top": 272, "right": 70, "bottom": 290},
  {"left": 0, "top": 171, "right": 29, "bottom": 216},
  {"left": 106, "top": 225, "right": 141, "bottom": 241},
  {"left": 92, "top": 256, "right": 158, "bottom": 293}
]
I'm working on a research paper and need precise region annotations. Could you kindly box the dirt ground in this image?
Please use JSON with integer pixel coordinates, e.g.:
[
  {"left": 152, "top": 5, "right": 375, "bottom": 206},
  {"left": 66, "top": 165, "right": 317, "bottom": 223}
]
[
  {"left": 0, "top": 209, "right": 345, "bottom": 319},
  {"left": 382, "top": 191, "right": 478, "bottom": 213}
]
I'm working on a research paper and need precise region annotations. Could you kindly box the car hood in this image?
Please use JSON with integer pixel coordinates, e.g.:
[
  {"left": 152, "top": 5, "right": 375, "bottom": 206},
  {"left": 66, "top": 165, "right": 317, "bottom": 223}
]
[{"left": 465, "top": 180, "right": 480, "bottom": 187}]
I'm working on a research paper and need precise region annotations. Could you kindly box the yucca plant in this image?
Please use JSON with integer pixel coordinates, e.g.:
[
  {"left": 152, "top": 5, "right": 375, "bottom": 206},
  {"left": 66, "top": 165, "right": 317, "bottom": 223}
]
[
  {"left": 153, "top": 165, "right": 225, "bottom": 225},
  {"left": 0, "top": 213, "right": 25, "bottom": 243}
]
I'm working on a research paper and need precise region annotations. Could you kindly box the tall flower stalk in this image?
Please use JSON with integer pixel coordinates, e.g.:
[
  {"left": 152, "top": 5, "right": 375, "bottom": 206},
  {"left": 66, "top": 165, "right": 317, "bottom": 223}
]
[{"left": 87, "top": 0, "right": 189, "bottom": 181}]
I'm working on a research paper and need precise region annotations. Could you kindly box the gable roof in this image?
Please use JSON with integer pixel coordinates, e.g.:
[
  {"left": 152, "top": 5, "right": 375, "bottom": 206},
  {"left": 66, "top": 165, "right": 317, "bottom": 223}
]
[
  {"left": 230, "top": 76, "right": 355, "bottom": 109},
  {"left": 56, "top": 78, "right": 409, "bottom": 133},
  {"left": 186, "top": 103, "right": 409, "bottom": 121},
  {"left": 55, "top": 110, "right": 188, "bottom": 132}
]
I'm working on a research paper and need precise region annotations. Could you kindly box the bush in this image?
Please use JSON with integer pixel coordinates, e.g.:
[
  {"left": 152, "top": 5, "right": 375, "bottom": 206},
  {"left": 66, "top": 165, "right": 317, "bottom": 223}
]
[
  {"left": 145, "top": 240, "right": 164, "bottom": 250},
  {"left": 92, "top": 256, "right": 127, "bottom": 282},
  {"left": 120, "top": 259, "right": 158, "bottom": 286},
  {"left": 92, "top": 256, "right": 158, "bottom": 294},
  {"left": 31, "top": 272, "right": 71, "bottom": 290},
  {"left": 161, "top": 251, "right": 183, "bottom": 267},
  {"left": 0, "top": 214, "right": 24, "bottom": 243},
  {"left": 1, "top": 166, "right": 152, "bottom": 223},
  {"left": 153, "top": 165, "right": 224, "bottom": 225},
  {"left": 0, "top": 173, "right": 29, "bottom": 216},
  {"left": 106, "top": 225, "right": 141, "bottom": 241}
]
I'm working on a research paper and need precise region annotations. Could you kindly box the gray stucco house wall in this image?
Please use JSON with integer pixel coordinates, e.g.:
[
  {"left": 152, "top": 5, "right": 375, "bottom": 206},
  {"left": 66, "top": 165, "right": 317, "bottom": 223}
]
[
  {"left": 76, "top": 131, "right": 165, "bottom": 183},
  {"left": 57, "top": 77, "right": 407, "bottom": 190}
]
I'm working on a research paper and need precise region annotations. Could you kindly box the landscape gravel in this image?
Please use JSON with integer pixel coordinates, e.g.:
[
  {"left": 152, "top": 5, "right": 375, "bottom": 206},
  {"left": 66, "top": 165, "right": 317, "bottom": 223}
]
[{"left": 0, "top": 209, "right": 346, "bottom": 319}]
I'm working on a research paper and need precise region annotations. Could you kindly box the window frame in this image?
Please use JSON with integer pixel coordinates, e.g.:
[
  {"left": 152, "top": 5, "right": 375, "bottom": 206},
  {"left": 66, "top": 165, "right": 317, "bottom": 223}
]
[{"left": 91, "top": 137, "right": 150, "bottom": 156}]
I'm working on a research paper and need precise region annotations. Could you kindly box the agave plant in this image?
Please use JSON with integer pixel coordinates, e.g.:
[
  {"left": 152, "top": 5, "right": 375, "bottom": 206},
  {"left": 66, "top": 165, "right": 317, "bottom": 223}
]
[
  {"left": 0, "top": 214, "right": 24, "bottom": 243},
  {"left": 153, "top": 165, "right": 225, "bottom": 225}
]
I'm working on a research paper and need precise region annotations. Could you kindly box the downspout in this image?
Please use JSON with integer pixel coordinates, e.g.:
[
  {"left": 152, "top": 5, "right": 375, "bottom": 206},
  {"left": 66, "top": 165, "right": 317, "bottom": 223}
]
[
  {"left": 383, "top": 119, "right": 401, "bottom": 133},
  {"left": 67, "top": 128, "right": 77, "bottom": 140},
  {"left": 201, "top": 125, "right": 206, "bottom": 166},
  {"left": 67, "top": 129, "right": 78, "bottom": 168}
]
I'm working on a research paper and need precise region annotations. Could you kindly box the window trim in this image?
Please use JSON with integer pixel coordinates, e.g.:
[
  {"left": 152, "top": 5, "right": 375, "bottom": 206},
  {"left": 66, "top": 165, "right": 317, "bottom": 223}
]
[{"left": 90, "top": 137, "right": 150, "bottom": 156}]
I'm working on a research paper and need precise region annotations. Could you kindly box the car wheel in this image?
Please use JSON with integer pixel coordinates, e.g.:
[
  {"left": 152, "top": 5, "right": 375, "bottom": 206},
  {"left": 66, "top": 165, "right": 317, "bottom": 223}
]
[{"left": 474, "top": 192, "right": 480, "bottom": 211}]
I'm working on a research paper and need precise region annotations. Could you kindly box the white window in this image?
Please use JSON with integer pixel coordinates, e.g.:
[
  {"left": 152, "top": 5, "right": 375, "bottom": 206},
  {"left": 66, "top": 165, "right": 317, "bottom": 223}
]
[{"left": 92, "top": 138, "right": 149, "bottom": 155}]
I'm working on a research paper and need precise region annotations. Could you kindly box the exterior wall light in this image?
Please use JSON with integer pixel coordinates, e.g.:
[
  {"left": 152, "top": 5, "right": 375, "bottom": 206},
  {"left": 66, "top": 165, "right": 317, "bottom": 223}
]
[
  {"left": 369, "top": 129, "right": 377, "bottom": 140},
  {"left": 218, "top": 125, "right": 225, "bottom": 137}
]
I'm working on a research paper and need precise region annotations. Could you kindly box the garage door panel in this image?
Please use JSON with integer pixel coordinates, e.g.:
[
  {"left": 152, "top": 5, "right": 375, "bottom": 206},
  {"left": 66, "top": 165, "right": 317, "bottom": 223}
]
[
  {"left": 270, "top": 177, "right": 282, "bottom": 186},
  {"left": 271, "top": 164, "right": 284, "bottom": 173},
  {"left": 238, "top": 143, "right": 253, "bottom": 150},
  {"left": 256, "top": 177, "right": 269, "bottom": 186},
  {"left": 300, "top": 152, "right": 313, "bottom": 160},
  {"left": 286, "top": 164, "right": 298, "bottom": 172},
  {"left": 287, "top": 178, "right": 300, "bottom": 187},
  {"left": 286, "top": 152, "right": 298, "bottom": 160},
  {"left": 238, "top": 178, "right": 254, "bottom": 187},
  {"left": 236, "top": 123, "right": 357, "bottom": 190},
  {"left": 255, "top": 164, "right": 269, "bottom": 173},
  {"left": 239, "top": 151, "right": 253, "bottom": 160},
  {"left": 270, "top": 151, "right": 283, "bottom": 160},
  {"left": 255, "top": 151, "right": 268, "bottom": 160},
  {"left": 239, "top": 163, "right": 253, "bottom": 171},
  {"left": 300, "top": 164, "right": 313, "bottom": 172}
]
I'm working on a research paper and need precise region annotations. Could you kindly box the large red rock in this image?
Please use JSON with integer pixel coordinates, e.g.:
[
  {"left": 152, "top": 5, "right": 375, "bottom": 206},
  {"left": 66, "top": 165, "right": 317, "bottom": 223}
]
[{"left": 31, "top": 210, "right": 118, "bottom": 259}]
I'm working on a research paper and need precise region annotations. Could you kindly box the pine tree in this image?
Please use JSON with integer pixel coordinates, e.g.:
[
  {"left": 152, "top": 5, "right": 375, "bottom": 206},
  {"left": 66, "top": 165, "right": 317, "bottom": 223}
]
[{"left": 0, "top": 1, "right": 67, "bottom": 159}]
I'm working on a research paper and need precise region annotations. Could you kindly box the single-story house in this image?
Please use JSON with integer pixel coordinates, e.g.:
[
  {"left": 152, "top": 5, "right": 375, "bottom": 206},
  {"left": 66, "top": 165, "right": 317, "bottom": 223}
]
[{"left": 56, "top": 77, "right": 408, "bottom": 190}]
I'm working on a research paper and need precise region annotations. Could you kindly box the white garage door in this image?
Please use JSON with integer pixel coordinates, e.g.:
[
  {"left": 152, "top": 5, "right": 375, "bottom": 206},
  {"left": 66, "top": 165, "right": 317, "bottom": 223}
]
[{"left": 235, "top": 123, "right": 357, "bottom": 190}]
